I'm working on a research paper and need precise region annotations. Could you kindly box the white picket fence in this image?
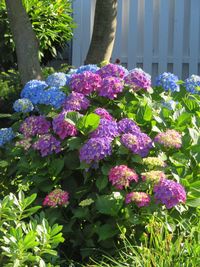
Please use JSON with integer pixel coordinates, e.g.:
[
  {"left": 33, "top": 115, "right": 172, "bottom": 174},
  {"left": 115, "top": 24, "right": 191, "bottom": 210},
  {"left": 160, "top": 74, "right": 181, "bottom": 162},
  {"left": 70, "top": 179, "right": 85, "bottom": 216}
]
[{"left": 72, "top": 0, "right": 200, "bottom": 81}]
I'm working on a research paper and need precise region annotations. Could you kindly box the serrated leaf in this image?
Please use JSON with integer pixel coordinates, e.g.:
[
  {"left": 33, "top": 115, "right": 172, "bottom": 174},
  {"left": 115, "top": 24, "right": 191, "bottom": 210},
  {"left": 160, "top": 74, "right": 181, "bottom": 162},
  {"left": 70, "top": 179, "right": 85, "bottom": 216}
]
[
  {"left": 96, "top": 176, "right": 108, "bottom": 191},
  {"left": 96, "top": 224, "right": 117, "bottom": 241}
]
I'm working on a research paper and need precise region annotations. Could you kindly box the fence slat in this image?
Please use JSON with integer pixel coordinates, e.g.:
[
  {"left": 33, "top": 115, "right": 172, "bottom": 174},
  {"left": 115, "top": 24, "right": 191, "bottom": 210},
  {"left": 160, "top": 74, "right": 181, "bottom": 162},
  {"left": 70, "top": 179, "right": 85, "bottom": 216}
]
[
  {"left": 158, "top": 0, "right": 169, "bottom": 74},
  {"left": 127, "top": 0, "right": 138, "bottom": 69},
  {"left": 143, "top": 0, "right": 153, "bottom": 74},
  {"left": 173, "top": 0, "right": 184, "bottom": 78},
  {"left": 189, "top": 0, "right": 199, "bottom": 75}
]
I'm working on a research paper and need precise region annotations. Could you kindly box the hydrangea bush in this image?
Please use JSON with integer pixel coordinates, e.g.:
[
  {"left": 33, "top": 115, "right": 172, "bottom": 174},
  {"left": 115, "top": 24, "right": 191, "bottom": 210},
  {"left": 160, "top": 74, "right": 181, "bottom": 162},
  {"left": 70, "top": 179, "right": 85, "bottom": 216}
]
[{"left": 0, "top": 63, "right": 200, "bottom": 259}]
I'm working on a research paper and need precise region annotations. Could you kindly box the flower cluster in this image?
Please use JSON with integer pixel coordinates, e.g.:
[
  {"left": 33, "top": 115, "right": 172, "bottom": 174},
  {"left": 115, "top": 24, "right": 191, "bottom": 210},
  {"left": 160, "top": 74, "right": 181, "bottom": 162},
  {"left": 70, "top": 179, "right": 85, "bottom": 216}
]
[
  {"left": 46, "top": 72, "right": 67, "bottom": 87},
  {"left": 143, "top": 157, "right": 166, "bottom": 169},
  {"left": 121, "top": 132, "right": 152, "bottom": 157},
  {"left": 154, "top": 129, "right": 182, "bottom": 148},
  {"left": 70, "top": 71, "right": 102, "bottom": 95},
  {"left": 155, "top": 72, "right": 180, "bottom": 92},
  {"left": 16, "top": 138, "right": 32, "bottom": 151},
  {"left": 13, "top": 98, "right": 34, "bottom": 113},
  {"left": 94, "top": 108, "right": 114, "bottom": 121},
  {"left": 21, "top": 80, "right": 48, "bottom": 104},
  {"left": 125, "top": 192, "right": 150, "bottom": 207},
  {"left": 40, "top": 87, "right": 66, "bottom": 109},
  {"left": 141, "top": 170, "right": 166, "bottom": 184},
  {"left": 63, "top": 92, "right": 90, "bottom": 111},
  {"left": 76, "top": 64, "right": 100, "bottom": 74},
  {"left": 97, "top": 63, "right": 128, "bottom": 78},
  {"left": 33, "top": 134, "right": 61, "bottom": 157},
  {"left": 153, "top": 179, "right": 186, "bottom": 209},
  {"left": 124, "top": 68, "right": 151, "bottom": 91},
  {"left": 79, "top": 137, "right": 112, "bottom": 164},
  {"left": 20, "top": 116, "right": 51, "bottom": 137},
  {"left": 184, "top": 75, "right": 200, "bottom": 94},
  {"left": 53, "top": 113, "right": 77, "bottom": 139},
  {"left": 118, "top": 118, "right": 140, "bottom": 134},
  {"left": 90, "top": 119, "right": 119, "bottom": 139},
  {"left": 43, "top": 189, "right": 69, "bottom": 207},
  {"left": 108, "top": 165, "right": 138, "bottom": 189},
  {"left": 97, "top": 76, "right": 124, "bottom": 99},
  {"left": 0, "top": 128, "right": 15, "bottom": 147}
]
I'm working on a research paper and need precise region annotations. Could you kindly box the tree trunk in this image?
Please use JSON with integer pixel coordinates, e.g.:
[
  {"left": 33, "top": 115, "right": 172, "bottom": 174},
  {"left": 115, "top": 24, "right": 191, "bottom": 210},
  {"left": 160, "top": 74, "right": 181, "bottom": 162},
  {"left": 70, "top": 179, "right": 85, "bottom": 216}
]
[
  {"left": 5, "top": 0, "right": 42, "bottom": 85},
  {"left": 85, "top": 0, "right": 118, "bottom": 64}
]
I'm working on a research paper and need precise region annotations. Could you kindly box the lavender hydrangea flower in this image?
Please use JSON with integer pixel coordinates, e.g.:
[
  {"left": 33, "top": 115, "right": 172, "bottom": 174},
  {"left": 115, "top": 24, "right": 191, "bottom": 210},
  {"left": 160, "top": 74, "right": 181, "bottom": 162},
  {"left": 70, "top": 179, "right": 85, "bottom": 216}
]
[
  {"left": 46, "top": 72, "right": 67, "bottom": 87},
  {"left": 153, "top": 179, "right": 186, "bottom": 209},
  {"left": 141, "top": 170, "right": 166, "bottom": 184},
  {"left": 97, "top": 76, "right": 124, "bottom": 99},
  {"left": 125, "top": 192, "right": 151, "bottom": 207},
  {"left": 76, "top": 64, "right": 100, "bottom": 74},
  {"left": 43, "top": 189, "right": 69, "bottom": 207},
  {"left": 121, "top": 132, "right": 152, "bottom": 157},
  {"left": 20, "top": 116, "right": 51, "bottom": 137},
  {"left": 53, "top": 113, "right": 77, "bottom": 139},
  {"left": 155, "top": 72, "right": 180, "bottom": 92},
  {"left": 124, "top": 68, "right": 151, "bottom": 91},
  {"left": 63, "top": 92, "right": 90, "bottom": 111},
  {"left": 108, "top": 165, "right": 138, "bottom": 189},
  {"left": 185, "top": 75, "right": 200, "bottom": 94},
  {"left": 94, "top": 108, "right": 114, "bottom": 121},
  {"left": 118, "top": 118, "right": 141, "bottom": 134},
  {"left": 97, "top": 63, "right": 128, "bottom": 78},
  {"left": 154, "top": 129, "right": 182, "bottom": 149},
  {"left": 40, "top": 87, "right": 67, "bottom": 109},
  {"left": 79, "top": 137, "right": 112, "bottom": 164},
  {"left": 0, "top": 128, "right": 15, "bottom": 147},
  {"left": 21, "top": 80, "right": 48, "bottom": 104},
  {"left": 33, "top": 134, "right": 61, "bottom": 157},
  {"left": 90, "top": 119, "right": 119, "bottom": 139},
  {"left": 70, "top": 71, "right": 102, "bottom": 95},
  {"left": 13, "top": 98, "right": 34, "bottom": 113}
]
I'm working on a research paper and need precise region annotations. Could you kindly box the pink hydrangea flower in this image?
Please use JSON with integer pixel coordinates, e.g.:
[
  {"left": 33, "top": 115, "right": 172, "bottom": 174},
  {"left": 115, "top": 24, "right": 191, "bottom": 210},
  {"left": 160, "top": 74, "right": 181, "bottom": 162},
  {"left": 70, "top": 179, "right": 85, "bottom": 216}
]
[
  {"left": 94, "top": 108, "right": 114, "bottom": 121},
  {"left": 125, "top": 192, "right": 151, "bottom": 207},
  {"left": 97, "top": 76, "right": 124, "bottom": 99},
  {"left": 97, "top": 63, "right": 128, "bottom": 78},
  {"left": 154, "top": 129, "right": 182, "bottom": 149},
  {"left": 124, "top": 68, "right": 151, "bottom": 91},
  {"left": 43, "top": 189, "right": 69, "bottom": 207},
  {"left": 108, "top": 165, "right": 138, "bottom": 189},
  {"left": 53, "top": 113, "right": 77, "bottom": 140}
]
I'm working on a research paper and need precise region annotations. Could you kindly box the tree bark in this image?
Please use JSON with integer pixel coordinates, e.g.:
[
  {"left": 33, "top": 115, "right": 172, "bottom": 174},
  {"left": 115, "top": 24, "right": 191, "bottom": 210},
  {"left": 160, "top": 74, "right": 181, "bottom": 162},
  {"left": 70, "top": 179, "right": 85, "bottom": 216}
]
[
  {"left": 85, "top": 0, "right": 118, "bottom": 64},
  {"left": 5, "top": 0, "right": 42, "bottom": 85}
]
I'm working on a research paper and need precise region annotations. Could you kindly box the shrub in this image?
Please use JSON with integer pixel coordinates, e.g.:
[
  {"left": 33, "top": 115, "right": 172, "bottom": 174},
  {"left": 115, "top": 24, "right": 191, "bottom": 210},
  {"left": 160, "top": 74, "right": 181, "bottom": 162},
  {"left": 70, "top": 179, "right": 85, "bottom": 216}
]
[{"left": 0, "top": 64, "right": 199, "bottom": 261}]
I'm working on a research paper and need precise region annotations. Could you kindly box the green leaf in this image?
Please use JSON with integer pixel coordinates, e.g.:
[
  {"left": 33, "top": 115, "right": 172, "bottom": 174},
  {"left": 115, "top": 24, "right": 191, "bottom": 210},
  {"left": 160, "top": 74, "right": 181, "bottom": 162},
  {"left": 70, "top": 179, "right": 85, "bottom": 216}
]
[
  {"left": 96, "top": 193, "right": 123, "bottom": 216},
  {"left": 0, "top": 160, "right": 9, "bottom": 168},
  {"left": 176, "top": 113, "right": 191, "bottom": 126},
  {"left": 186, "top": 198, "right": 200, "bottom": 207},
  {"left": 96, "top": 176, "right": 108, "bottom": 191},
  {"left": 143, "top": 105, "right": 152, "bottom": 121},
  {"left": 96, "top": 224, "right": 117, "bottom": 241},
  {"left": 48, "top": 158, "right": 65, "bottom": 176},
  {"left": 67, "top": 137, "right": 82, "bottom": 151},
  {"left": 65, "top": 111, "right": 82, "bottom": 125},
  {"left": 77, "top": 113, "right": 100, "bottom": 134}
]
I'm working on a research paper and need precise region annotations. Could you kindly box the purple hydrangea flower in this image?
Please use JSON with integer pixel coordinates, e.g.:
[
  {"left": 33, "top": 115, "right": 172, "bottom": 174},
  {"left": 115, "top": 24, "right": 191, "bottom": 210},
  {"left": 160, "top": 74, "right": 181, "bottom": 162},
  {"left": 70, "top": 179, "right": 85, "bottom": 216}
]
[
  {"left": 108, "top": 165, "right": 138, "bottom": 189},
  {"left": 21, "top": 80, "right": 48, "bottom": 104},
  {"left": 94, "top": 108, "right": 114, "bottom": 121},
  {"left": 154, "top": 129, "right": 182, "bottom": 149},
  {"left": 155, "top": 72, "right": 180, "bottom": 92},
  {"left": 46, "top": 72, "right": 67, "bottom": 87},
  {"left": 79, "top": 137, "right": 112, "bottom": 164},
  {"left": 43, "top": 189, "right": 69, "bottom": 207},
  {"left": 118, "top": 118, "right": 141, "bottom": 134},
  {"left": 53, "top": 113, "right": 77, "bottom": 140},
  {"left": 90, "top": 119, "right": 119, "bottom": 139},
  {"left": 97, "top": 76, "right": 124, "bottom": 99},
  {"left": 153, "top": 179, "right": 186, "bottom": 209},
  {"left": 33, "top": 134, "right": 61, "bottom": 157},
  {"left": 13, "top": 98, "right": 34, "bottom": 113},
  {"left": 63, "top": 92, "right": 90, "bottom": 111},
  {"left": 0, "top": 128, "right": 15, "bottom": 147},
  {"left": 97, "top": 63, "right": 128, "bottom": 78},
  {"left": 125, "top": 192, "right": 151, "bottom": 207},
  {"left": 121, "top": 132, "right": 152, "bottom": 157},
  {"left": 70, "top": 71, "right": 102, "bottom": 95},
  {"left": 124, "top": 68, "right": 151, "bottom": 91},
  {"left": 20, "top": 116, "right": 51, "bottom": 137},
  {"left": 184, "top": 75, "right": 200, "bottom": 94}
]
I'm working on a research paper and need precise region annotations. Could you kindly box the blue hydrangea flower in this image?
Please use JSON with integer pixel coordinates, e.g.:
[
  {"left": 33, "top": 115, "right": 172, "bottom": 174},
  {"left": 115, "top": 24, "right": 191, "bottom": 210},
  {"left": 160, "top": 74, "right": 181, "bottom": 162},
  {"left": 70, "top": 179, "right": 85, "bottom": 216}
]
[
  {"left": 46, "top": 72, "right": 67, "bottom": 87},
  {"left": 185, "top": 75, "right": 200, "bottom": 94},
  {"left": 0, "top": 128, "right": 15, "bottom": 147},
  {"left": 41, "top": 87, "right": 67, "bottom": 109},
  {"left": 76, "top": 64, "right": 100, "bottom": 74},
  {"left": 21, "top": 80, "right": 48, "bottom": 104},
  {"left": 13, "top": 98, "right": 34, "bottom": 113},
  {"left": 155, "top": 72, "right": 180, "bottom": 92}
]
